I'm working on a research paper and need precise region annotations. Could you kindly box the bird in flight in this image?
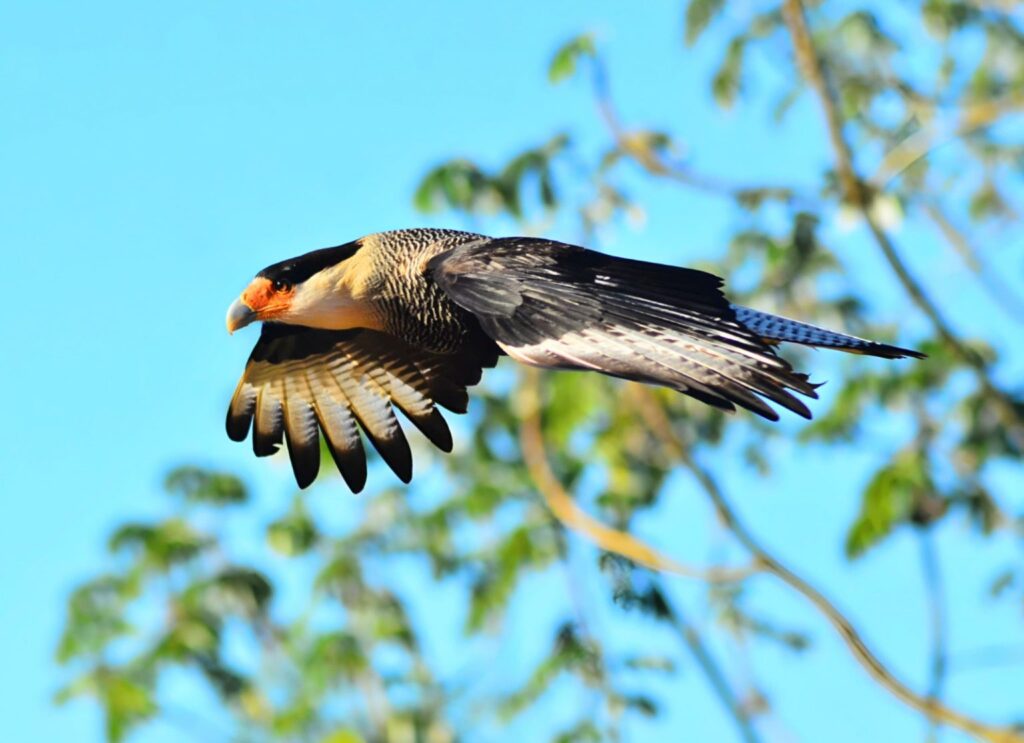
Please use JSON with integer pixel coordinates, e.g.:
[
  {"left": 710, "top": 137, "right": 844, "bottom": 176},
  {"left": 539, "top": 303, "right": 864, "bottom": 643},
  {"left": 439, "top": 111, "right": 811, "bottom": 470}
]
[{"left": 225, "top": 229, "right": 923, "bottom": 491}]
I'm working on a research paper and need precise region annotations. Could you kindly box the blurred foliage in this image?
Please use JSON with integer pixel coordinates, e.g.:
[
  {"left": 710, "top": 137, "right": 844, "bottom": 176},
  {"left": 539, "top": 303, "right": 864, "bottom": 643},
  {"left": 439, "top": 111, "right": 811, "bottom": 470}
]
[
  {"left": 549, "top": 34, "right": 596, "bottom": 84},
  {"left": 59, "top": 1, "right": 1023, "bottom": 741}
]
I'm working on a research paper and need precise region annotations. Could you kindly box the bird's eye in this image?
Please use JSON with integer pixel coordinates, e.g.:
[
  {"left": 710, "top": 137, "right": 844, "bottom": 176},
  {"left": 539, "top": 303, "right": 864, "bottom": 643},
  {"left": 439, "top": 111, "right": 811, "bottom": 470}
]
[{"left": 272, "top": 279, "right": 290, "bottom": 293}]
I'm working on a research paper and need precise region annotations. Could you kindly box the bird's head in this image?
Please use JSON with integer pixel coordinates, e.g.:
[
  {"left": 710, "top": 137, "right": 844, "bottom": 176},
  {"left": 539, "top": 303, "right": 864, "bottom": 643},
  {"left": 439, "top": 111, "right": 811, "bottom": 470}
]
[{"left": 226, "top": 240, "right": 381, "bottom": 333}]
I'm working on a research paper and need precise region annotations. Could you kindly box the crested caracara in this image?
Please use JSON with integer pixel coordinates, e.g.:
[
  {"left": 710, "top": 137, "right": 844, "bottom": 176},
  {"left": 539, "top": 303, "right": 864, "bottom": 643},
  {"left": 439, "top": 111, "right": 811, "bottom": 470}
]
[{"left": 225, "top": 229, "right": 923, "bottom": 490}]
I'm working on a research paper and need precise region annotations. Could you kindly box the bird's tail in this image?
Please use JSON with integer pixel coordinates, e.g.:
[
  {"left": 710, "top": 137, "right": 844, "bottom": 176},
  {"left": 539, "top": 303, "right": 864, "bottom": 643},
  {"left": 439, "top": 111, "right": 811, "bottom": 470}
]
[{"left": 731, "top": 306, "right": 925, "bottom": 359}]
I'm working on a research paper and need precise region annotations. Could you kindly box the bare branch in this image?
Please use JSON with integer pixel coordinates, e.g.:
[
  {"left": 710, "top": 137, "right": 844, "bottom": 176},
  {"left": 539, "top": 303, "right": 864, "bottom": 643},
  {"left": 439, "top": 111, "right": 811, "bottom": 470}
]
[
  {"left": 872, "top": 93, "right": 1024, "bottom": 189},
  {"left": 780, "top": 0, "right": 1024, "bottom": 452},
  {"left": 519, "top": 370, "right": 765, "bottom": 741},
  {"left": 630, "top": 380, "right": 1022, "bottom": 743},
  {"left": 659, "top": 585, "right": 764, "bottom": 743},
  {"left": 922, "top": 202, "right": 1024, "bottom": 325},
  {"left": 918, "top": 528, "right": 949, "bottom": 742},
  {"left": 516, "top": 368, "right": 759, "bottom": 584},
  {"left": 587, "top": 53, "right": 805, "bottom": 207}
]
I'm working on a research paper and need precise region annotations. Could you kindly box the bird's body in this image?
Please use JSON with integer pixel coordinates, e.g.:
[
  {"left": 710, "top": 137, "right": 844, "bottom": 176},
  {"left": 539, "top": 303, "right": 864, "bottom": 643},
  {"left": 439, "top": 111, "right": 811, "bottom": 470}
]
[{"left": 226, "top": 229, "right": 923, "bottom": 491}]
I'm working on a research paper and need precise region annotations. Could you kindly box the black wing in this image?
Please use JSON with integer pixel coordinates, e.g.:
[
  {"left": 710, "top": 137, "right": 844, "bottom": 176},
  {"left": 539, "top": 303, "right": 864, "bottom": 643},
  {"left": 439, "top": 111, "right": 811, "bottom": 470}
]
[
  {"left": 430, "top": 237, "right": 818, "bottom": 420},
  {"left": 227, "top": 324, "right": 497, "bottom": 491}
]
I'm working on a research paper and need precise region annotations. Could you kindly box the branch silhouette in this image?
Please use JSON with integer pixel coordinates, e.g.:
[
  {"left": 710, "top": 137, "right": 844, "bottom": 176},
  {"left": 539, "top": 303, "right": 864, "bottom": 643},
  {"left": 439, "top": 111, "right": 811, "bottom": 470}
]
[
  {"left": 923, "top": 202, "right": 1024, "bottom": 325},
  {"left": 629, "top": 378, "right": 1023, "bottom": 743},
  {"left": 517, "top": 369, "right": 758, "bottom": 584},
  {"left": 659, "top": 583, "right": 763, "bottom": 743},
  {"left": 520, "top": 365, "right": 1018, "bottom": 739},
  {"left": 919, "top": 528, "right": 949, "bottom": 742}
]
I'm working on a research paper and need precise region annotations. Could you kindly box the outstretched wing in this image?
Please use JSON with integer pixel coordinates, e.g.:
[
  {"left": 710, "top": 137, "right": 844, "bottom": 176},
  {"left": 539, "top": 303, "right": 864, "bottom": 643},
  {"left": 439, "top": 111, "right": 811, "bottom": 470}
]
[
  {"left": 227, "top": 324, "right": 497, "bottom": 491},
  {"left": 431, "top": 237, "right": 818, "bottom": 420}
]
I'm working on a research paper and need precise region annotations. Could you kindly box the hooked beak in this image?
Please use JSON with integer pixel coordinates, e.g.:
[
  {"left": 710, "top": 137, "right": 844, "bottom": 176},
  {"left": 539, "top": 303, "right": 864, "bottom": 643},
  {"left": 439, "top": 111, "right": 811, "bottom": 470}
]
[{"left": 226, "top": 297, "right": 258, "bottom": 334}]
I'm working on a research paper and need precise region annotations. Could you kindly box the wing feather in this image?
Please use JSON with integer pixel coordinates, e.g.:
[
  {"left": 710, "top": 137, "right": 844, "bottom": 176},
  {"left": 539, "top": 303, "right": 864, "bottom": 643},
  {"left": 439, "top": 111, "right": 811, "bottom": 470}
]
[
  {"left": 282, "top": 372, "right": 320, "bottom": 489},
  {"left": 227, "top": 324, "right": 496, "bottom": 491},
  {"left": 252, "top": 384, "right": 284, "bottom": 456},
  {"left": 312, "top": 368, "right": 368, "bottom": 492},
  {"left": 431, "top": 237, "right": 817, "bottom": 420},
  {"left": 343, "top": 366, "right": 413, "bottom": 484}
]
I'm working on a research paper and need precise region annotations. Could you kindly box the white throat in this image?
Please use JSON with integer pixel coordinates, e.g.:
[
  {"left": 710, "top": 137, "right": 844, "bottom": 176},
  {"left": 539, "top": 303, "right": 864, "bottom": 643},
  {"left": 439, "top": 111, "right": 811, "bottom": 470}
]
[{"left": 286, "top": 263, "right": 381, "bottom": 331}]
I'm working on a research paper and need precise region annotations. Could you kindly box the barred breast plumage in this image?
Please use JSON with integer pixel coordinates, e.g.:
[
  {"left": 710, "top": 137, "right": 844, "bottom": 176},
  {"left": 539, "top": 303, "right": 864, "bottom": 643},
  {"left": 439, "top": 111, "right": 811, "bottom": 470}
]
[{"left": 360, "top": 229, "right": 491, "bottom": 354}]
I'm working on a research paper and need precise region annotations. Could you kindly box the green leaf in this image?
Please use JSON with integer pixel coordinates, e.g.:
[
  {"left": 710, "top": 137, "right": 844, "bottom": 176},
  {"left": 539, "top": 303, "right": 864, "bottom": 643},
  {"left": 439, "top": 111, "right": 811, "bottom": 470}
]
[
  {"left": 56, "top": 575, "right": 136, "bottom": 662},
  {"left": 165, "top": 466, "right": 247, "bottom": 505},
  {"left": 968, "top": 181, "right": 1008, "bottom": 221},
  {"left": 711, "top": 36, "right": 746, "bottom": 108},
  {"left": 684, "top": 0, "right": 725, "bottom": 46},
  {"left": 203, "top": 567, "right": 273, "bottom": 617},
  {"left": 846, "top": 451, "right": 933, "bottom": 558},
  {"left": 922, "top": 0, "right": 979, "bottom": 37},
  {"left": 322, "top": 731, "right": 366, "bottom": 743},
  {"left": 196, "top": 656, "right": 248, "bottom": 698},
  {"left": 267, "top": 500, "right": 318, "bottom": 556},
  {"left": 108, "top": 519, "right": 210, "bottom": 569},
  {"left": 413, "top": 167, "right": 444, "bottom": 212},
  {"left": 106, "top": 677, "right": 156, "bottom": 741},
  {"left": 467, "top": 526, "right": 558, "bottom": 632},
  {"left": 305, "top": 632, "right": 368, "bottom": 690},
  {"left": 553, "top": 720, "right": 602, "bottom": 743},
  {"left": 989, "top": 569, "right": 1016, "bottom": 598},
  {"left": 624, "top": 655, "right": 675, "bottom": 673},
  {"left": 549, "top": 34, "right": 596, "bottom": 84},
  {"left": 413, "top": 160, "right": 495, "bottom": 215},
  {"left": 500, "top": 624, "right": 601, "bottom": 718},
  {"left": 837, "top": 11, "right": 898, "bottom": 55},
  {"left": 316, "top": 552, "right": 363, "bottom": 595},
  {"left": 156, "top": 611, "right": 220, "bottom": 658},
  {"left": 622, "top": 693, "right": 658, "bottom": 717}
]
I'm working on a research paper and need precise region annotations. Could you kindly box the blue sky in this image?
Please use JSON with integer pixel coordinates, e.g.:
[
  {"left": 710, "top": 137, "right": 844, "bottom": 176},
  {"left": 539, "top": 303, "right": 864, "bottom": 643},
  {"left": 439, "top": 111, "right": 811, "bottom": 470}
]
[{"left": 3, "top": 1, "right": 1022, "bottom": 741}]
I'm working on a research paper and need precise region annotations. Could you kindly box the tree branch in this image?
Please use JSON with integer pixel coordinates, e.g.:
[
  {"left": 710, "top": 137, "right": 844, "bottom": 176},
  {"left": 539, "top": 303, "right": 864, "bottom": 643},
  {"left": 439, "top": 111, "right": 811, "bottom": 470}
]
[
  {"left": 516, "top": 368, "right": 758, "bottom": 584},
  {"left": 520, "top": 370, "right": 764, "bottom": 742},
  {"left": 872, "top": 93, "right": 1024, "bottom": 191},
  {"left": 659, "top": 584, "right": 763, "bottom": 743},
  {"left": 922, "top": 201, "right": 1024, "bottom": 325},
  {"left": 918, "top": 528, "right": 949, "bottom": 742},
  {"left": 587, "top": 53, "right": 805, "bottom": 207},
  {"left": 780, "top": 0, "right": 1024, "bottom": 452},
  {"left": 629, "top": 380, "right": 1022, "bottom": 743}
]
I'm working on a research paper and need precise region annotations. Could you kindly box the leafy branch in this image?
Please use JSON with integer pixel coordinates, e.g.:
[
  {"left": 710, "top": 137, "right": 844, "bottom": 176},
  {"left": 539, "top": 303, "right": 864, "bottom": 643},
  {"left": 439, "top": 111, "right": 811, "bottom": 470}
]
[
  {"left": 520, "top": 361, "right": 1018, "bottom": 738},
  {"left": 516, "top": 367, "right": 758, "bottom": 584},
  {"left": 629, "top": 381, "right": 1023, "bottom": 743},
  {"left": 780, "top": 0, "right": 1024, "bottom": 454}
]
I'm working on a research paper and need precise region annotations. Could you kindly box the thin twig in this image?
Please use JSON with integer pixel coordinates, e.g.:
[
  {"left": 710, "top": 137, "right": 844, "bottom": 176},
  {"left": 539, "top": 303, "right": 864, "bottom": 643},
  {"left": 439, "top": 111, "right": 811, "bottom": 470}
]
[
  {"left": 872, "top": 93, "right": 1024, "bottom": 189},
  {"left": 521, "top": 371, "right": 762, "bottom": 742},
  {"left": 552, "top": 527, "right": 626, "bottom": 742},
  {"left": 630, "top": 380, "right": 1022, "bottom": 743},
  {"left": 922, "top": 202, "right": 1024, "bottom": 325},
  {"left": 516, "top": 369, "right": 758, "bottom": 584},
  {"left": 588, "top": 54, "right": 804, "bottom": 207},
  {"left": 918, "top": 528, "right": 949, "bottom": 742},
  {"left": 659, "top": 583, "right": 763, "bottom": 743}
]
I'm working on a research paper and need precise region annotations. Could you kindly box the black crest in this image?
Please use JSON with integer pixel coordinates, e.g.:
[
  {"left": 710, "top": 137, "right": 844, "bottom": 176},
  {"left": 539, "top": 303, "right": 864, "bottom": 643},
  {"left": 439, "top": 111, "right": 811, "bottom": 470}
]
[{"left": 256, "top": 240, "right": 362, "bottom": 284}]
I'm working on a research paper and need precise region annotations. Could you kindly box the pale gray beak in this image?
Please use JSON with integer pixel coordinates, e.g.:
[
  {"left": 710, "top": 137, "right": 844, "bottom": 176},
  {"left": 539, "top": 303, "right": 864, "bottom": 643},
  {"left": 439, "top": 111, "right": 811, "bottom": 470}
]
[{"left": 226, "top": 297, "right": 257, "bottom": 334}]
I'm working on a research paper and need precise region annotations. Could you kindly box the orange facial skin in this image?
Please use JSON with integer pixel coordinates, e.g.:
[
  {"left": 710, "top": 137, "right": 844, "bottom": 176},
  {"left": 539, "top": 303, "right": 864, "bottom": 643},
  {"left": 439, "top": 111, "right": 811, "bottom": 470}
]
[{"left": 242, "top": 277, "right": 295, "bottom": 320}]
